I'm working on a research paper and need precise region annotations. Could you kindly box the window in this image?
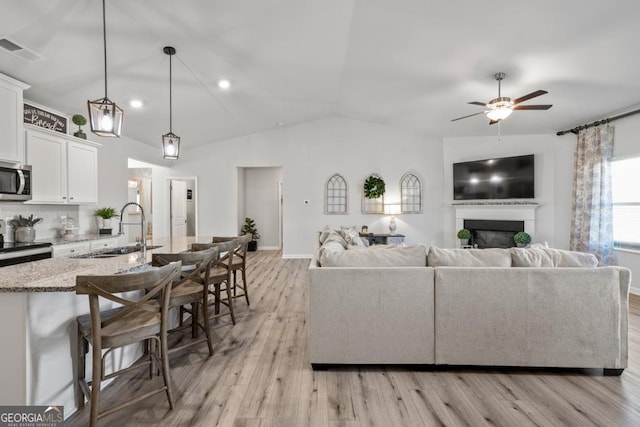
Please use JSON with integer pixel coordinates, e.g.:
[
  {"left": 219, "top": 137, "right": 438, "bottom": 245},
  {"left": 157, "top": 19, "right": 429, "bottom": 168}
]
[
  {"left": 400, "top": 173, "right": 422, "bottom": 213},
  {"left": 612, "top": 157, "right": 640, "bottom": 249},
  {"left": 325, "top": 174, "right": 348, "bottom": 214}
]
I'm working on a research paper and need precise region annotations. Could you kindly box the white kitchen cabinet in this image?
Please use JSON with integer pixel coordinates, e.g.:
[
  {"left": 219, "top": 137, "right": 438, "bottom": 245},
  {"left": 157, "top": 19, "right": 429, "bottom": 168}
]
[
  {"left": 52, "top": 241, "right": 91, "bottom": 258},
  {"left": 25, "top": 127, "right": 99, "bottom": 204},
  {"left": 0, "top": 73, "right": 30, "bottom": 163},
  {"left": 89, "top": 237, "right": 119, "bottom": 251}
]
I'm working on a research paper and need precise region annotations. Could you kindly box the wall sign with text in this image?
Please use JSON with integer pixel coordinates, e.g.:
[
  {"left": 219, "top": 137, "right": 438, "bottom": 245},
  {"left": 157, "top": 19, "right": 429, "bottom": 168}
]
[{"left": 23, "top": 103, "right": 68, "bottom": 134}]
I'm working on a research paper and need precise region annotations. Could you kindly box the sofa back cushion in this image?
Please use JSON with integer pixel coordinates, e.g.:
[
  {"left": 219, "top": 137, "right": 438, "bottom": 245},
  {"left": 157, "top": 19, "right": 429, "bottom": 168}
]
[
  {"left": 427, "top": 247, "right": 511, "bottom": 267},
  {"left": 510, "top": 247, "right": 598, "bottom": 267},
  {"left": 320, "top": 244, "right": 427, "bottom": 267}
]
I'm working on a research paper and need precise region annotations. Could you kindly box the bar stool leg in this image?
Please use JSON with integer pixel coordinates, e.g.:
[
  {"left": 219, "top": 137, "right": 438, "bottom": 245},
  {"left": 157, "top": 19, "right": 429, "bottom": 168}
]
[
  {"left": 89, "top": 340, "right": 102, "bottom": 427},
  {"left": 76, "top": 325, "right": 87, "bottom": 408}
]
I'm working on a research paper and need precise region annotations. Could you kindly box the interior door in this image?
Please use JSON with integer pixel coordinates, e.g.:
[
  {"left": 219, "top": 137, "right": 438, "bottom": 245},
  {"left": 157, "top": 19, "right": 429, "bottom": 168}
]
[{"left": 170, "top": 180, "right": 187, "bottom": 238}]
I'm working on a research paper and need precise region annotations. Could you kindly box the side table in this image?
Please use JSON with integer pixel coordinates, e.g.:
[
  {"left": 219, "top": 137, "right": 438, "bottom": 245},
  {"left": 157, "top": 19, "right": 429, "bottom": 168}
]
[{"left": 359, "top": 233, "right": 405, "bottom": 245}]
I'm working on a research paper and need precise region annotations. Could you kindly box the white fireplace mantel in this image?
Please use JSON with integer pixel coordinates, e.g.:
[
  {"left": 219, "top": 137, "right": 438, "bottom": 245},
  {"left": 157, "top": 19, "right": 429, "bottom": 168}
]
[{"left": 453, "top": 202, "right": 539, "bottom": 238}]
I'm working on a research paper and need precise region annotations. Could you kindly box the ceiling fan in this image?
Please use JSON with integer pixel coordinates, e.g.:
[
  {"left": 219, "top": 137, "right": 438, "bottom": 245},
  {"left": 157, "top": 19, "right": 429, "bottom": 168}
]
[{"left": 452, "top": 72, "right": 552, "bottom": 125}]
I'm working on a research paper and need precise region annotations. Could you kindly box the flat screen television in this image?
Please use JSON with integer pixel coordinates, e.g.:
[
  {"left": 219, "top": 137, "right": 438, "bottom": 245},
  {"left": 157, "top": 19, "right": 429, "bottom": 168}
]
[{"left": 453, "top": 154, "right": 535, "bottom": 200}]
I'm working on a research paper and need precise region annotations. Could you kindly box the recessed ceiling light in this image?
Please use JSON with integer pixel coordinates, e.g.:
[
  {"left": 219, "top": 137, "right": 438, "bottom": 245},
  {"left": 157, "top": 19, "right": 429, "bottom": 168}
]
[
  {"left": 217, "top": 79, "right": 231, "bottom": 89},
  {"left": 277, "top": 121, "right": 285, "bottom": 127},
  {"left": 130, "top": 99, "right": 143, "bottom": 108}
]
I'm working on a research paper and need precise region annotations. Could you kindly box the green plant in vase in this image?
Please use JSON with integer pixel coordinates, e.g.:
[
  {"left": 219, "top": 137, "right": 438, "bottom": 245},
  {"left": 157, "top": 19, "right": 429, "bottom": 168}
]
[
  {"left": 72, "top": 114, "right": 87, "bottom": 139},
  {"left": 457, "top": 228, "right": 471, "bottom": 247},
  {"left": 513, "top": 231, "right": 531, "bottom": 247},
  {"left": 241, "top": 217, "right": 261, "bottom": 251},
  {"left": 94, "top": 207, "right": 119, "bottom": 229}
]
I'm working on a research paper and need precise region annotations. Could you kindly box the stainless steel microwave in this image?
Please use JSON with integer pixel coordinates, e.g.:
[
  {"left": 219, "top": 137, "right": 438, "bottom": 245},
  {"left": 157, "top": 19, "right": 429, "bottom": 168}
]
[{"left": 0, "top": 160, "right": 32, "bottom": 201}]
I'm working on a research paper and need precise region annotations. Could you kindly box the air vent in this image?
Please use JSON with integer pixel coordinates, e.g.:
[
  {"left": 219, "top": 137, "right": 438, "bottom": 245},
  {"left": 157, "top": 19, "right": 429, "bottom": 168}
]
[{"left": 0, "top": 37, "right": 44, "bottom": 62}]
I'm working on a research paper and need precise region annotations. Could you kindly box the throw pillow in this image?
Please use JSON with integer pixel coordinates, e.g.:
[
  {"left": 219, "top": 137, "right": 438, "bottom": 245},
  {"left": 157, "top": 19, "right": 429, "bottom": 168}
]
[
  {"left": 427, "top": 247, "right": 511, "bottom": 267},
  {"left": 320, "top": 245, "right": 427, "bottom": 267}
]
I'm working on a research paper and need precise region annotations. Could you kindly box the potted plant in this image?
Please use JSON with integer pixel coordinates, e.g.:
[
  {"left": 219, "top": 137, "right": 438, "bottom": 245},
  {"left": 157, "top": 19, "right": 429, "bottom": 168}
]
[
  {"left": 72, "top": 114, "right": 87, "bottom": 139},
  {"left": 10, "top": 214, "right": 43, "bottom": 242},
  {"left": 457, "top": 228, "right": 471, "bottom": 246},
  {"left": 513, "top": 231, "right": 532, "bottom": 248},
  {"left": 241, "top": 217, "right": 261, "bottom": 251},
  {"left": 94, "top": 207, "right": 119, "bottom": 229}
]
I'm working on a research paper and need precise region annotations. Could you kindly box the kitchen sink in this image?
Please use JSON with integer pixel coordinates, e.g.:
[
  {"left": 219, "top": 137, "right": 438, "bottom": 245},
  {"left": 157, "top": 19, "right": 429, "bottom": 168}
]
[
  {"left": 101, "top": 245, "right": 163, "bottom": 255},
  {"left": 71, "top": 245, "right": 163, "bottom": 259}
]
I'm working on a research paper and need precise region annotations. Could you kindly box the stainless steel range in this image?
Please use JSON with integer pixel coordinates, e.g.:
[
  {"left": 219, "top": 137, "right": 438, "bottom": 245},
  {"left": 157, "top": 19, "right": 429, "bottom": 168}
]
[{"left": 0, "top": 219, "right": 52, "bottom": 267}]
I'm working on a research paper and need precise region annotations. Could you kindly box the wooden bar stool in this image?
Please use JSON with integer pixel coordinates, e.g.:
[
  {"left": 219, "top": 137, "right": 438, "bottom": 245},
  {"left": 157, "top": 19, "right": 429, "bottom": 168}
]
[
  {"left": 190, "top": 239, "right": 237, "bottom": 324},
  {"left": 211, "top": 235, "right": 252, "bottom": 305},
  {"left": 75, "top": 262, "right": 180, "bottom": 427},
  {"left": 150, "top": 247, "right": 218, "bottom": 355}
]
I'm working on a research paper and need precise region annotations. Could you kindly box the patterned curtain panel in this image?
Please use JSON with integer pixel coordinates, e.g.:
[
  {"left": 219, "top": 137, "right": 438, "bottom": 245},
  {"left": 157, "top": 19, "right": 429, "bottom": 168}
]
[{"left": 570, "top": 125, "right": 615, "bottom": 265}]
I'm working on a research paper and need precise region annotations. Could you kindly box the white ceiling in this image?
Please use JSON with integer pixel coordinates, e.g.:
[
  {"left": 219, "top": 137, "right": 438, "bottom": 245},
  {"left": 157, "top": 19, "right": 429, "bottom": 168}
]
[{"left": 2, "top": 0, "right": 639, "bottom": 149}]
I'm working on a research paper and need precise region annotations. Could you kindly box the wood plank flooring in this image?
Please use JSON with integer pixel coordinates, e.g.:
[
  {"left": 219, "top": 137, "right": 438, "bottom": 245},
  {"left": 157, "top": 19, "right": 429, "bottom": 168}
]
[{"left": 67, "top": 251, "right": 640, "bottom": 426}]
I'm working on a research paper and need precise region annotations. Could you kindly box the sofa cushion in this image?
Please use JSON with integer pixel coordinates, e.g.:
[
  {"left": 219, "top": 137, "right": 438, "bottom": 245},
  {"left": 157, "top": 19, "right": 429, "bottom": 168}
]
[
  {"left": 320, "top": 245, "right": 427, "bottom": 267},
  {"left": 427, "top": 247, "right": 511, "bottom": 267},
  {"left": 511, "top": 247, "right": 598, "bottom": 267}
]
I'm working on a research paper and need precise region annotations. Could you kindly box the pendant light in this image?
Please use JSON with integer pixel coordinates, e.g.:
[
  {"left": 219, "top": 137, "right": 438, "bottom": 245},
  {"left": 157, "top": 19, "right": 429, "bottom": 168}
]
[
  {"left": 162, "top": 46, "right": 180, "bottom": 160},
  {"left": 87, "top": 0, "right": 123, "bottom": 137}
]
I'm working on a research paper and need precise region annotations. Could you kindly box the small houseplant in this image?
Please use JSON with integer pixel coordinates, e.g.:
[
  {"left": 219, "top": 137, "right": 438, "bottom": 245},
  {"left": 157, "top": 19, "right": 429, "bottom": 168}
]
[
  {"left": 513, "top": 231, "right": 531, "bottom": 247},
  {"left": 10, "top": 214, "right": 43, "bottom": 242},
  {"left": 72, "top": 114, "right": 87, "bottom": 139},
  {"left": 94, "top": 207, "right": 119, "bottom": 229},
  {"left": 241, "top": 217, "right": 261, "bottom": 251},
  {"left": 457, "top": 228, "right": 471, "bottom": 246}
]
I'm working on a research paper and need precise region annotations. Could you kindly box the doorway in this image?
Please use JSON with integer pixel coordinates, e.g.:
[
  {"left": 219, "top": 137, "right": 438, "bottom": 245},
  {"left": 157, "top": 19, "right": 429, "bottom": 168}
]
[
  {"left": 238, "top": 167, "right": 283, "bottom": 250},
  {"left": 167, "top": 177, "right": 198, "bottom": 238}
]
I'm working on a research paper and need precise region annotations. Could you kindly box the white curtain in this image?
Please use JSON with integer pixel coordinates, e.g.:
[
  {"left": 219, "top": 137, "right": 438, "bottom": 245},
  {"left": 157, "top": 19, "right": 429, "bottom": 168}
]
[{"left": 569, "top": 125, "right": 615, "bottom": 265}]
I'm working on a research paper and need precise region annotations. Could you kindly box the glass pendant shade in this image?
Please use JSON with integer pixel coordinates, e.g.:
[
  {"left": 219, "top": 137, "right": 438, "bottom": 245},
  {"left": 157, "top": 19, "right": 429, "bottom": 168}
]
[
  {"left": 88, "top": 0, "right": 123, "bottom": 137},
  {"left": 162, "top": 132, "right": 180, "bottom": 160},
  {"left": 486, "top": 106, "right": 513, "bottom": 121},
  {"left": 88, "top": 97, "right": 123, "bottom": 137}
]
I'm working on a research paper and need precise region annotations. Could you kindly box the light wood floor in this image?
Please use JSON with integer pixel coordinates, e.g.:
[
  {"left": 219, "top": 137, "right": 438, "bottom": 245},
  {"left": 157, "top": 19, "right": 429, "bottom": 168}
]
[{"left": 68, "top": 251, "right": 640, "bottom": 426}]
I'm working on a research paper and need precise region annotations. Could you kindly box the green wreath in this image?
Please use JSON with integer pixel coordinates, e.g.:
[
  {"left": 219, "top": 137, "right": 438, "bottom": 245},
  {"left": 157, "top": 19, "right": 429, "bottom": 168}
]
[{"left": 364, "top": 175, "right": 385, "bottom": 199}]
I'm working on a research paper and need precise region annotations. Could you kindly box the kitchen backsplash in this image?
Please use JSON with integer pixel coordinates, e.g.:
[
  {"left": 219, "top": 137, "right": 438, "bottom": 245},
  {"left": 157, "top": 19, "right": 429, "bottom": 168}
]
[{"left": 0, "top": 203, "right": 100, "bottom": 242}]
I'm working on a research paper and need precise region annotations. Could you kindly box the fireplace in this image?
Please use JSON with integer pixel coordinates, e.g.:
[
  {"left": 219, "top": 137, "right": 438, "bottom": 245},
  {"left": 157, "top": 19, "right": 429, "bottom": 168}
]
[
  {"left": 464, "top": 219, "right": 524, "bottom": 248},
  {"left": 453, "top": 202, "right": 538, "bottom": 248}
]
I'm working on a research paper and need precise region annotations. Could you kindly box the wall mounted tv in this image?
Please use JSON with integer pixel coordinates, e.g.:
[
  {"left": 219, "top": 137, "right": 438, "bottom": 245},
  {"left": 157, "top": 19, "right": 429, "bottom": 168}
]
[{"left": 453, "top": 154, "right": 535, "bottom": 200}]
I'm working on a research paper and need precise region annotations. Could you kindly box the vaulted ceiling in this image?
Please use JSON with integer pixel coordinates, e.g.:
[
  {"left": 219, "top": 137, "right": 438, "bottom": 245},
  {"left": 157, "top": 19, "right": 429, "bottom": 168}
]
[{"left": 2, "top": 0, "right": 639, "bottom": 149}]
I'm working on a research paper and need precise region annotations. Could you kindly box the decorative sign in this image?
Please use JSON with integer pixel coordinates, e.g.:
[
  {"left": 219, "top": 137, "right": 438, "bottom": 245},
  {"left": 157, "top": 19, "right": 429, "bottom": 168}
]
[
  {"left": 187, "top": 189, "right": 193, "bottom": 200},
  {"left": 24, "top": 103, "right": 68, "bottom": 134}
]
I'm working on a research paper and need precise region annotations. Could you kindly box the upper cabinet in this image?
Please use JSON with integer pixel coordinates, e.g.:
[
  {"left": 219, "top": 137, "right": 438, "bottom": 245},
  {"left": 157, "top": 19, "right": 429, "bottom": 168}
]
[
  {"left": 0, "top": 73, "right": 30, "bottom": 163},
  {"left": 25, "top": 127, "right": 99, "bottom": 204}
]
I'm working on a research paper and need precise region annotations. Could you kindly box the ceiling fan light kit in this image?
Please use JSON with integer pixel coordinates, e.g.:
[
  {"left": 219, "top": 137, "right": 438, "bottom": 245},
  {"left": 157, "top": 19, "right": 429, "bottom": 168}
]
[
  {"left": 88, "top": 0, "right": 123, "bottom": 137},
  {"left": 452, "top": 72, "right": 552, "bottom": 125},
  {"left": 162, "top": 46, "right": 180, "bottom": 160}
]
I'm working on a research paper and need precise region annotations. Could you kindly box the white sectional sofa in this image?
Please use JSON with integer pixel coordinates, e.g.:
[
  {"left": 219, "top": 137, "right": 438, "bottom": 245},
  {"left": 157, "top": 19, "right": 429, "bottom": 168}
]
[{"left": 307, "top": 228, "right": 631, "bottom": 375}]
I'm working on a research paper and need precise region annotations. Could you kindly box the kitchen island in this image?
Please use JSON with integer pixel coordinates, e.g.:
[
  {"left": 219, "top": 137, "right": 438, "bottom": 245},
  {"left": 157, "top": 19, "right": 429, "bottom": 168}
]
[{"left": 0, "top": 236, "right": 213, "bottom": 419}]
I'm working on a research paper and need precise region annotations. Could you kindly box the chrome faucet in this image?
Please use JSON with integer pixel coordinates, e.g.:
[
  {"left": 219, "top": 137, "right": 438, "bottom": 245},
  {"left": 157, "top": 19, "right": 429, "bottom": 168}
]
[{"left": 118, "top": 202, "right": 147, "bottom": 255}]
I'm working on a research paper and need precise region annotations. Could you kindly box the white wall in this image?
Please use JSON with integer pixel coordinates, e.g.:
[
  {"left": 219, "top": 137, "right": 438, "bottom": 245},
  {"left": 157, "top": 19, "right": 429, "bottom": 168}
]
[
  {"left": 172, "top": 116, "right": 445, "bottom": 257},
  {"left": 442, "top": 134, "right": 575, "bottom": 249},
  {"left": 241, "top": 167, "right": 283, "bottom": 249}
]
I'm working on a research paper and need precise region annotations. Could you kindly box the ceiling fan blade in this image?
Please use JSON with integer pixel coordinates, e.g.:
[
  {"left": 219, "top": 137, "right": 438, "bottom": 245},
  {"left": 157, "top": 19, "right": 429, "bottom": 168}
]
[
  {"left": 489, "top": 119, "right": 499, "bottom": 125},
  {"left": 513, "top": 90, "right": 548, "bottom": 104},
  {"left": 468, "top": 101, "right": 487, "bottom": 106},
  {"left": 513, "top": 104, "right": 553, "bottom": 110},
  {"left": 451, "top": 111, "right": 486, "bottom": 121}
]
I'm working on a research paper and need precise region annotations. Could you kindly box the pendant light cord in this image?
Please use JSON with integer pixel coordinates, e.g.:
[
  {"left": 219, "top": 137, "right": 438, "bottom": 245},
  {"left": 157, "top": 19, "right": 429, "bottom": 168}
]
[
  {"left": 102, "top": 0, "right": 108, "bottom": 98},
  {"left": 169, "top": 52, "right": 173, "bottom": 132}
]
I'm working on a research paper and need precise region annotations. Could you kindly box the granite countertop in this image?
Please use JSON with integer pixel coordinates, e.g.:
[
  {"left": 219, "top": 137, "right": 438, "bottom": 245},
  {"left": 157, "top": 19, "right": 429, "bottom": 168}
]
[
  {"left": 48, "top": 233, "right": 119, "bottom": 246},
  {"left": 0, "top": 236, "right": 214, "bottom": 293}
]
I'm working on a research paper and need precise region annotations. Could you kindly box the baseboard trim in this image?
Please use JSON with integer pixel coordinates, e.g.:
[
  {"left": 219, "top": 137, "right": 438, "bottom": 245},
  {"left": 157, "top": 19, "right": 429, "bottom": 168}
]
[
  {"left": 257, "top": 246, "right": 280, "bottom": 250},
  {"left": 631, "top": 286, "right": 640, "bottom": 296},
  {"left": 282, "top": 253, "right": 312, "bottom": 259}
]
